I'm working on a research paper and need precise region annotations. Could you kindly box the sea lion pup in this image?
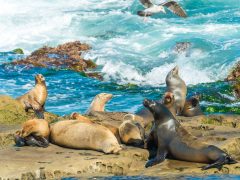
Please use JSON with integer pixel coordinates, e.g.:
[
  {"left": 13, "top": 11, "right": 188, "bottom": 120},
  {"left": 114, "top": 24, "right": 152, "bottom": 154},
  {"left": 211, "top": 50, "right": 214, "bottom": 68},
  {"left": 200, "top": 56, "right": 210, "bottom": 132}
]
[
  {"left": 71, "top": 112, "right": 121, "bottom": 143},
  {"left": 86, "top": 93, "right": 113, "bottom": 115},
  {"left": 50, "top": 120, "right": 122, "bottom": 154},
  {"left": 14, "top": 119, "right": 50, "bottom": 147},
  {"left": 143, "top": 99, "right": 237, "bottom": 170},
  {"left": 166, "top": 66, "right": 187, "bottom": 115},
  {"left": 181, "top": 94, "right": 204, "bottom": 117},
  {"left": 16, "top": 74, "right": 48, "bottom": 119},
  {"left": 118, "top": 114, "right": 145, "bottom": 147}
]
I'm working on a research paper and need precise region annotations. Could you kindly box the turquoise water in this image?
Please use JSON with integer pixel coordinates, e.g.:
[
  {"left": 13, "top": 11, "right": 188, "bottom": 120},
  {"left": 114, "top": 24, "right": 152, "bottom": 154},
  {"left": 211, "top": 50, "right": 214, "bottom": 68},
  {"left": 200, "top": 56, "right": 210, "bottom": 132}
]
[{"left": 0, "top": 0, "right": 240, "bottom": 115}]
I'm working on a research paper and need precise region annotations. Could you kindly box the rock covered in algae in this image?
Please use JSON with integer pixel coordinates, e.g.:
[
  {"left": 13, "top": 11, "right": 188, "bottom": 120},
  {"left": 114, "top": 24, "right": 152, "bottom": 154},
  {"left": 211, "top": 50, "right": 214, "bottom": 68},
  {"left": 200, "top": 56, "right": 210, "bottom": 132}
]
[
  {"left": 0, "top": 95, "right": 61, "bottom": 125},
  {"left": 9, "top": 41, "right": 102, "bottom": 80}
]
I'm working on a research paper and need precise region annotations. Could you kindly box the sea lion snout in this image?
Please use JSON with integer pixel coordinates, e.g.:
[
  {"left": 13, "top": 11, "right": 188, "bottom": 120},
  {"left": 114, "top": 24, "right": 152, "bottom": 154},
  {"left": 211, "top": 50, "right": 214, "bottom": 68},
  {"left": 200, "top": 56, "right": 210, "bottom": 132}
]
[{"left": 143, "top": 99, "right": 154, "bottom": 108}]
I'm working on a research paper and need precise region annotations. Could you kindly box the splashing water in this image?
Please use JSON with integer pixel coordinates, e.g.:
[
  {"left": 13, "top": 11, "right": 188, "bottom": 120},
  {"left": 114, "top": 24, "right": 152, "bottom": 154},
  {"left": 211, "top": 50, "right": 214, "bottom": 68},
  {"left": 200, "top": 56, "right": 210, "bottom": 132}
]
[{"left": 0, "top": 0, "right": 240, "bottom": 115}]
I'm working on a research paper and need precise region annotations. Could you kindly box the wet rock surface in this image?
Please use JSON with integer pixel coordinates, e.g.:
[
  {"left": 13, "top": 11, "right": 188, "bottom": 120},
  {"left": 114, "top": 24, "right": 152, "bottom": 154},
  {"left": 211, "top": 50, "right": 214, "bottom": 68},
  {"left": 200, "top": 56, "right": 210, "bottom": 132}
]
[
  {"left": 6, "top": 41, "right": 102, "bottom": 80},
  {"left": 1, "top": 97, "right": 240, "bottom": 178}
]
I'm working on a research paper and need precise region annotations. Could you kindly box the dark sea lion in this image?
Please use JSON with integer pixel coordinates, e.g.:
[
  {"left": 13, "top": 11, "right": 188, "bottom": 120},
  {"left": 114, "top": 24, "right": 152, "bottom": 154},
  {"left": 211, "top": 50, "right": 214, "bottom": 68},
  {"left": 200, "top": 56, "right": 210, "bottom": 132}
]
[
  {"left": 143, "top": 99, "right": 237, "bottom": 170},
  {"left": 14, "top": 119, "right": 50, "bottom": 147},
  {"left": 16, "top": 74, "right": 48, "bottom": 119},
  {"left": 166, "top": 66, "right": 187, "bottom": 115},
  {"left": 135, "top": 91, "right": 177, "bottom": 127},
  {"left": 181, "top": 94, "right": 203, "bottom": 117},
  {"left": 86, "top": 93, "right": 113, "bottom": 115}
]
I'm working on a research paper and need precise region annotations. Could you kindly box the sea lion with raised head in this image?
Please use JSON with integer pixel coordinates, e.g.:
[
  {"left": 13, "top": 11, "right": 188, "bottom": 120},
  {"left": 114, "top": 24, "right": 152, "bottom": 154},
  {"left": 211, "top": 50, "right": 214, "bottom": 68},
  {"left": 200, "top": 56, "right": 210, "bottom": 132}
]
[
  {"left": 181, "top": 94, "right": 203, "bottom": 117},
  {"left": 16, "top": 74, "right": 48, "bottom": 119},
  {"left": 143, "top": 99, "right": 237, "bottom": 170},
  {"left": 50, "top": 120, "right": 122, "bottom": 154},
  {"left": 135, "top": 91, "right": 177, "bottom": 127},
  {"left": 14, "top": 119, "right": 50, "bottom": 147},
  {"left": 86, "top": 93, "right": 113, "bottom": 115},
  {"left": 166, "top": 66, "right": 187, "bottom": 115}
]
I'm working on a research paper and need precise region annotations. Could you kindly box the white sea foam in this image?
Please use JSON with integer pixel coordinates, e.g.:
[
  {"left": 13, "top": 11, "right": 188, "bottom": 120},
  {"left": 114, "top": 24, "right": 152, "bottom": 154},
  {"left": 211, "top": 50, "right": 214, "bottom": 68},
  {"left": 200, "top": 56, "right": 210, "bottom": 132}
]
[{"left": 0, "top": 0, "right": 239, "bottom": 87}]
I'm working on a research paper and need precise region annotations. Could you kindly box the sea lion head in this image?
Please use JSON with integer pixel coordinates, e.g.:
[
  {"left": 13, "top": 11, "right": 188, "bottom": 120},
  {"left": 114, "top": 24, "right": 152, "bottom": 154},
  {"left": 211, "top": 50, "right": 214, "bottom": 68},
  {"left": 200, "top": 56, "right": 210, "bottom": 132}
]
[
  {"left": 97, "top": 93, "right": 113, "bottom": 103},
  {"left": 143, "top": 99, "right": 173, "bottom": 120},
  {"left": 163, "top": 92, "right": 175, "bottom": 105},
  {"left": 185, "top": 94, "right": 200, "bottom": 110},
  {"left": 166, "top": 66, "right": 179, "bottom": 81},
  {"left": 35, "top": 74, "right": 45, "bottom": 84}
]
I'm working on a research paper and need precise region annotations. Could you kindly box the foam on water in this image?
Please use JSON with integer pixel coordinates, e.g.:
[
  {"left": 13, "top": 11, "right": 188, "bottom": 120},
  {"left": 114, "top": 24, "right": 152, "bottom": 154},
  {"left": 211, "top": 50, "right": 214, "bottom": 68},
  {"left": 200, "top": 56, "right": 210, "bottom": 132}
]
[
  {"left": 0, "top": 0, "right": 240, "bottom": 114},
  {"left": 1, "top": 0, "right": 240, "bottom": 86}
]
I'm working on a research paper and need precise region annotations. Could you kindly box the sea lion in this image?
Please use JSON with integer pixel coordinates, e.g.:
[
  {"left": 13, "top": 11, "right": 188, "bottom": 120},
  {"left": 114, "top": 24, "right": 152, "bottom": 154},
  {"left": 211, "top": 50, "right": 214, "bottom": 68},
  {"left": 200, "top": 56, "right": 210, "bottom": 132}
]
[
  {"left": 143, "top": 99, "right": 237, "bottom": 169},
  {"left": 118, "top": 114, "right": 145, "bottom": 147},
  {"left": 181, "top": 94, "right": 204, "bottom": 117},
  {"left": 135, "top": 92, "right": 177, "bottom": 127},
  {"left": 86, "top": 93, "right": 113, "bottom": 115},
  {"left": 71, "top": 112, "right": 121, "bottom": 143},
  {"left": 14, "top": 119, "right": 50, "bottom": 147},
  {"left": 50, "top": 120, "right": 122, "bottom": 154},
  {"left": 162, "top": 91, "right": 177, "bottom": 118},
  {"left": 16, "top": 74, "right": 48, "bottom": 119},
  {"left": 71, "top": 112, "right": 93, "bottom": 124},
  {"left": 166, "top": 66, "right": 187, "bottom": 115}
]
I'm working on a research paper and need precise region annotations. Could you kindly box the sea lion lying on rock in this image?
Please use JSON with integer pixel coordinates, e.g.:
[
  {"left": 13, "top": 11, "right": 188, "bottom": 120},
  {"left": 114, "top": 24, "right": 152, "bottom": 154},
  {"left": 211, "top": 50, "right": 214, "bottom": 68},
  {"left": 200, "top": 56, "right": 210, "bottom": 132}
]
[
  {"left": 181, "top": 94, "right": 203, "bottom": 117},
  {"left": 118, "top": 114, "right": 145, "bottom": 147},
  {"left": 86, "top": 93, "right": 113, "bottom": 115},
  {"left": 16, "top": 74, "right": 47, "bottom": 119},
  {"left": 143, "top": 99, "right": 237, "bottom": 170},
  {"left": 14, "top": 119, "right": 50, "bottom": 147},
  {"left": 166, "top": 66, "right": 187, "bottom": 115},
  {"left": 50, "top": 120, "right": 122, "bottom": 154},
  {"left": 71, "top": 112, "right": 121, "bottom": 143}
]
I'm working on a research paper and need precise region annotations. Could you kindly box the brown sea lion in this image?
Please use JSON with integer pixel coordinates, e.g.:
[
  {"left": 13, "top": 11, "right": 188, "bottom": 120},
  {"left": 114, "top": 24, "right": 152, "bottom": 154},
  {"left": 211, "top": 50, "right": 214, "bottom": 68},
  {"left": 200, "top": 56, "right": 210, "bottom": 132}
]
[
  {"left": 16, "top": 74, "right": 48, "bottom": 119},
  {"left": 162, "top": 91, "right": 177, "bottom": 118},
  {"left": 14, "top": 119, "right": 50, "bottom": 147},
  {"left": 118, "top": 114, "right": 145, "bottom": 147},
  {"left": 166, "top": 66, "right": 187, "bottom": 115},
  {"left": 181, "top": 94, "right": 203, "bottom": 117},
  {"left": 50, "top": 120, "right": 122, "bottom": 154},
  {"left": 143, "top": 99, "right": 237, "bottom": 169},
  {"left": 71, "top": 112, "right": 121, "bottom": 143},
  {"left": 86, "top": 93, "right": 113, "bottom": 115},
  {"left": 71, "top": 112, "right": 93, "bottom": 124}
]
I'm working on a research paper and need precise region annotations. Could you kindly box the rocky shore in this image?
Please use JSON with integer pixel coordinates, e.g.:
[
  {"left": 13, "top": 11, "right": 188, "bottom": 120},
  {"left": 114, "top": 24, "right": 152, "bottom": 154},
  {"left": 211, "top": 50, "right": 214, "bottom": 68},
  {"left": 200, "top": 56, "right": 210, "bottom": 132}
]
[
  {"left": 0, "top": 95, "right": 240, "bottom": 179},
  {"left": 3, "top": 41, "right": 102, "bottom": 80}
]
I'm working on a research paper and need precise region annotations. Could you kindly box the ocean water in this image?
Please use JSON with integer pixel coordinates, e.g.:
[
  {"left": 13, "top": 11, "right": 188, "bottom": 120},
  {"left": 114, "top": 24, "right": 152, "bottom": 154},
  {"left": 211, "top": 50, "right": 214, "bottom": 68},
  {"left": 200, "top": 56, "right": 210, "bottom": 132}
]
[{"left": 0, "top": 0, "right": 240, "bottom": 115}]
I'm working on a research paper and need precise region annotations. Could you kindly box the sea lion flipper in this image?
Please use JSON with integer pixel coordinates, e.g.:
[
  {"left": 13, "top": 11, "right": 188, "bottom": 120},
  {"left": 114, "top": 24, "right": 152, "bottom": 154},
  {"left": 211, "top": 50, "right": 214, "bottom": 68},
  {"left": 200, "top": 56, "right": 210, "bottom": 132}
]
[
  {"left": 145, "top": 149, "right": 167, "bottom": 168},
  {"left": 25, "top": 135, "right": 49, "bottom": 148}
]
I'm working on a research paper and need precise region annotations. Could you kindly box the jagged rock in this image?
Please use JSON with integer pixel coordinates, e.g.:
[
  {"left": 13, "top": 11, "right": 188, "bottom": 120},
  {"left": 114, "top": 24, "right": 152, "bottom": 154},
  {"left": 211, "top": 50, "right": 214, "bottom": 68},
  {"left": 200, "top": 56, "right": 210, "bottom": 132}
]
[
  {"left": 7, "top": 41, "right": 102, "bottom": 80},
  {"left": 225, "top": 61, "right": 240, "bottom": 99}
]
